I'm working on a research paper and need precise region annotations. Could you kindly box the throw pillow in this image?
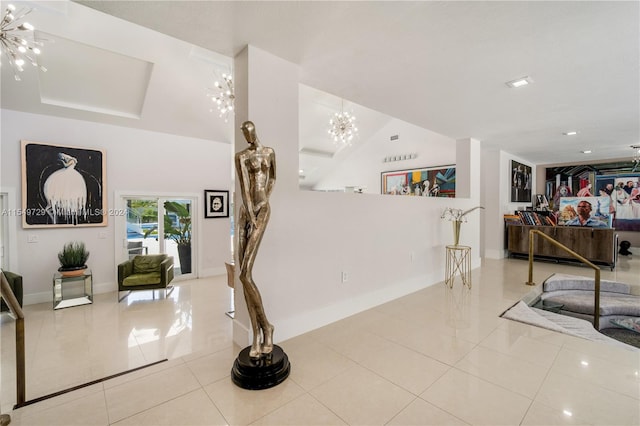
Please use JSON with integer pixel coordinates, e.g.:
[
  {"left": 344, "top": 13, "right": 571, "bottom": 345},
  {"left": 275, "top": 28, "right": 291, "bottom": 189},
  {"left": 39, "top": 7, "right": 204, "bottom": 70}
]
[{"left": 133, "top": 255, "right": 165, "bottom": 274}]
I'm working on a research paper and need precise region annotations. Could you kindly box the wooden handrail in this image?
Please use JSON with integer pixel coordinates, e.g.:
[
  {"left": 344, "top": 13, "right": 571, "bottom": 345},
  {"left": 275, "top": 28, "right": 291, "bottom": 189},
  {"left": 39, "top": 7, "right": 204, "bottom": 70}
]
[
  {"left": 526, "top": 229, "right": 601, "bottom": 329},
  {"left": 0, "top": 271, "right": 26, "bottom": 407}
]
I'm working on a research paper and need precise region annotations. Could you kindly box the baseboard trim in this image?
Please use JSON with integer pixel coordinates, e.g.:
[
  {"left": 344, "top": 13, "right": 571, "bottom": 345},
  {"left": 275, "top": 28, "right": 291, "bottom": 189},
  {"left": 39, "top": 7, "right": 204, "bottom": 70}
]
[{"left": 200, "top": 266, "right": 226, "bottom": 278}]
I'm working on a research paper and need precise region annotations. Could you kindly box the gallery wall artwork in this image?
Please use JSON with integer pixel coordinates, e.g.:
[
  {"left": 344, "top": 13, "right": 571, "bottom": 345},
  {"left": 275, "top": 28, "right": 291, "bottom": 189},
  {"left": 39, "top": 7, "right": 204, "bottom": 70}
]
[
  {"left": 595, "top": 174, "right": 640, "bottom": 231},
  {"left": 510, "top": 160, "right": 532, "bottom": 203},
  {"left": 557, "top": 196, "right": 612, "bottom": 228},
  {"left": 204, "top": 190, "right": 229, "bottom": 218},
  {"left": 381, "top": 165, "right": 456, "bottom": 197},
  {"left": 21, "top": 140, "right": 106, "bottom": 228},
  {"left": 545, "top": 163, "right": 640, "bottom": 232}
]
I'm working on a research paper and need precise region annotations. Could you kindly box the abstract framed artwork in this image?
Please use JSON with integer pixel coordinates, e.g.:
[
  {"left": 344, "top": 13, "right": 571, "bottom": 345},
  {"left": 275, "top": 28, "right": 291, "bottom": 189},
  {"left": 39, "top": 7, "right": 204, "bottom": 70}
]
[
  {"left": 204, "top": 190, "right": 229, "bottom": 218},
  {"left": 510, "top": 160, "right": 532, "bottom": 203},
  {"left": 381, "top": 165, "right": 456, "bottom": 197},
  {"left": 21, "top": 140, "right": 106, "bottom": 228}
]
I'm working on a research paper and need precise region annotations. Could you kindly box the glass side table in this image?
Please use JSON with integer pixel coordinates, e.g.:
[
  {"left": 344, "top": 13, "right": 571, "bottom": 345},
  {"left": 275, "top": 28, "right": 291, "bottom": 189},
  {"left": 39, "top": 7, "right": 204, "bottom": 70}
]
[{"left": 53, "top": 269, "right": 93, "bottom": 309}]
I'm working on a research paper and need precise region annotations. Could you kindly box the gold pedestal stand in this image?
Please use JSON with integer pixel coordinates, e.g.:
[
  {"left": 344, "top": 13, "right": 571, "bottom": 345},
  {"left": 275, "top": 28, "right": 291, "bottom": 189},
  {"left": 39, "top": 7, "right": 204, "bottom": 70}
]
[{"left": 445, "top": 245, "right": 471, "bottom": 289}]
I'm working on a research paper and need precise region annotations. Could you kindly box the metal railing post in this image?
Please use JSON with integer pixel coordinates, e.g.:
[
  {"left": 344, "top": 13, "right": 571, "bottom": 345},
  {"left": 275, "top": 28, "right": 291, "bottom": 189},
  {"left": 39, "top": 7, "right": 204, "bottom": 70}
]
[
  {"left": 526, "top": 230, "right": 535, "bottom": 285},
  {"left": 526, "top": 229, "right": 601, "bottom": 329},
  {"left": 1, "top": 272, "right": 26, "bottom": 407}
]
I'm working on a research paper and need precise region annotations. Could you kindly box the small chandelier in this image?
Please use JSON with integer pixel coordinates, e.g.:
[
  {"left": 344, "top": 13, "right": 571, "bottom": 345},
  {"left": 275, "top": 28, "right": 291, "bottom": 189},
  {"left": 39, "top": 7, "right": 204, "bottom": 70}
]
[
  {"left": 207, "top": 72, "right": 235, "bottom": 122},
  {"left": 328, "top": 100, "right": 358, "bottom": 146},
  {"left": 0, "top": 3, "right": 46, "bottom": 81}
]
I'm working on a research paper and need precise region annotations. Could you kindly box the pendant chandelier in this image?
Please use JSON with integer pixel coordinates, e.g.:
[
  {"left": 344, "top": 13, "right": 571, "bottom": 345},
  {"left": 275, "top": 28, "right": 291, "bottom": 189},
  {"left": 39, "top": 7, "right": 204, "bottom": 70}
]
[
  {"left": 207, "top": 72, "right": 235, "bottom": 122},
  {"left": 328, "top": 100, "right": 358, "bottom": 146},
  {"left": 0, "top": 3, "right": 46, "bottom": 81}
]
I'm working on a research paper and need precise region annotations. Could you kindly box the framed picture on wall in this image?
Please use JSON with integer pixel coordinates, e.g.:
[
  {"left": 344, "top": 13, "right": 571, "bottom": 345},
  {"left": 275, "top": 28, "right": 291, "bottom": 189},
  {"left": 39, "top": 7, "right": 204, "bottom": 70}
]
[
  {"left": 204, "top": 190, "right": 229, "bottom": 218},
  {"left": 510, "top": 160, "right": 532, "bottom": 203},
  {"left": 381, "top": 165, "right": 456, "bottom": 197},
  {"left": 557, "top": 196, "right": 612, "bottom": 228},
  {"left": 534, "top": 194, "right": 549, "bottom": 210},
  {"left": 595, "top": 173, "right": 640, "bottom": 231},
  {"left": 21, "top": 140, "right": 107, "bottom": 228}
]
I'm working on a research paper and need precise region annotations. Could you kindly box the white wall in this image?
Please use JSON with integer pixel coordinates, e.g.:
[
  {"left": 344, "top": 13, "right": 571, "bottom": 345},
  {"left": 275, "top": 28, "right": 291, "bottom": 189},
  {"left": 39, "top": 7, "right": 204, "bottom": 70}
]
[
  {"left": 232, "top": 46, "right": 483, "bottom": 346},
  {"left": 482, "top": 149, "right": 535, "bottom": 259},
  {"left": 480, "top": 148, "right": 499, "bottom": 258},
  {"left": 1, "top": 109, "right": 232, "bottom": 304}
]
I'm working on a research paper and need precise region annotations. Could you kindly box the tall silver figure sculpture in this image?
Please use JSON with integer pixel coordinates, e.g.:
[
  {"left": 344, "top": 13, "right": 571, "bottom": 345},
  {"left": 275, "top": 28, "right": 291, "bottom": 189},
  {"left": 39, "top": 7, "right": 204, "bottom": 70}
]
[{"left": 236, "top": 121, "right": 276, "bottom": 359}]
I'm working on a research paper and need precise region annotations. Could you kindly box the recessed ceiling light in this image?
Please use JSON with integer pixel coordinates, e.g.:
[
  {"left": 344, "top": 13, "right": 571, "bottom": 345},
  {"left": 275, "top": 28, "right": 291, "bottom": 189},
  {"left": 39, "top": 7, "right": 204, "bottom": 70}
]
[
  {"left": 563, "top": 131, "right": 578, "bottom": 136},
  {"left": 582, "top": 150, "right": 592, "bottom": 154},
  {"left": 505, "top": 76, "right": 533, "bottom": 88}
]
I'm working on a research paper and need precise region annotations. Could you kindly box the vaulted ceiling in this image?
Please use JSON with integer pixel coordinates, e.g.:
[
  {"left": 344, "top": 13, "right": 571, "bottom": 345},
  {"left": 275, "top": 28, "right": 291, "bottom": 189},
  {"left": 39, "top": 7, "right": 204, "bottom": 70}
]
[{"left": 3, "top": 1, "right": 639, "bottom": 170}]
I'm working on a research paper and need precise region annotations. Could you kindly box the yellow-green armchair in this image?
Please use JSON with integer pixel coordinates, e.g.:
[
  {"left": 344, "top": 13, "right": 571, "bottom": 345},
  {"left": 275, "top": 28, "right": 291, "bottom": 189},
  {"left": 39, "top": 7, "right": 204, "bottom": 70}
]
[
  {"left": 118, "top": 254, "right": 174, "bottom": 302},
  {"left": 1, "top": 270, "right": 23, "bottom": 312}
]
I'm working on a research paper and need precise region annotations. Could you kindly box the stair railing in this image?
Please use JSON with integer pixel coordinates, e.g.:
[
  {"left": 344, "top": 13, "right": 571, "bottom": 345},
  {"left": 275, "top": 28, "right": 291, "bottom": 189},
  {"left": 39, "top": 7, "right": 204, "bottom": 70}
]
[
  {"left": 0, "top": 271, "right": 26, "bottom": 407},
  {"left": 525, "top": 229, "right": 601, "bottom": 329}
]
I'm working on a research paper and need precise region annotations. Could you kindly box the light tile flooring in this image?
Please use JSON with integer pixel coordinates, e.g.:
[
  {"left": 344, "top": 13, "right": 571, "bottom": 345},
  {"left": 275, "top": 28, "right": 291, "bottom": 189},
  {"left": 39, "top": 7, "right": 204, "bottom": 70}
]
[{"left": 1, "top": 255, "right": 639, "bottom": 425}]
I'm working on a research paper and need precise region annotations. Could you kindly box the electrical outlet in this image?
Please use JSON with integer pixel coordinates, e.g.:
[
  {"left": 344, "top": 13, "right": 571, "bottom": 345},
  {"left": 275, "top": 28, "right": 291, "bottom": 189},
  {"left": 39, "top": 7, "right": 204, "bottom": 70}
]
[
  {"left": 341, "top": 271, "right": 348, "bottom": 283},
  {"left": 27, "top": 234, "right": 38, "bottom": 243}
]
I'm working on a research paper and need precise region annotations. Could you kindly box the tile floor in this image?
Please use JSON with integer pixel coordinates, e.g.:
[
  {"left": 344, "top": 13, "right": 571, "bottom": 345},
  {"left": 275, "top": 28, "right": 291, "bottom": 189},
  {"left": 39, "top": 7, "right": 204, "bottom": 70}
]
[{"left": 1, "top": 255, "right": 639, "bottom": 425}]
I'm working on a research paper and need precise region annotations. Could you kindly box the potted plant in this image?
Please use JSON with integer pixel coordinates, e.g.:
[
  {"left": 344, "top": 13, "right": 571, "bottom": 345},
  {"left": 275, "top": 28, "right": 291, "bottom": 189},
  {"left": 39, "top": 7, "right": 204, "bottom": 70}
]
[
  {"left": 164, "top": 201, "right": 192, "bottom": 274},
  {"left": 57, "top": 241, "right": 90, "bottom": 277}
]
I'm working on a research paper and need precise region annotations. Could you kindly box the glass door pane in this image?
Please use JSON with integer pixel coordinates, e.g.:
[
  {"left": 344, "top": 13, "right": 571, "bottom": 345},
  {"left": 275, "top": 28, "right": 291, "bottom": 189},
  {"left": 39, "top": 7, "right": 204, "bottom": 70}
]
[
  {"left": 126, "top": 199, "right": 160, "bottom": 258},
  {"left": 163, "top": 199, "right": 192, "bottom": 276},
  {"left": 0, "top": 193, "right": 8, "bottom": 270}
]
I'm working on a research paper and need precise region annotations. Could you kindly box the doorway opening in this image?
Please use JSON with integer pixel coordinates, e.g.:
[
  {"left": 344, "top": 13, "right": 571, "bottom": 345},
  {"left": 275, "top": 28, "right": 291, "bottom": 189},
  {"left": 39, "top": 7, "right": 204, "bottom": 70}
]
[{"left": 121, "top": 195, "right": 197, "bottom": 280}]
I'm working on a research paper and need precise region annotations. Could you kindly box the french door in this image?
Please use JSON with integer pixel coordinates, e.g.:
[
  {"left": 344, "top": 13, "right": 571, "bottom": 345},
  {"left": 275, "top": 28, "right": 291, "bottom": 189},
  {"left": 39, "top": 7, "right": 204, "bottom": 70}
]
[
  {"left": 121, "top": 195, "right": 196, "bottom": 279},
  {"left": 0, "top": 189, "right": 18, "bottom": 272},
  {"left": 0, "top": 192, "right": 8, "bottom": 271}
]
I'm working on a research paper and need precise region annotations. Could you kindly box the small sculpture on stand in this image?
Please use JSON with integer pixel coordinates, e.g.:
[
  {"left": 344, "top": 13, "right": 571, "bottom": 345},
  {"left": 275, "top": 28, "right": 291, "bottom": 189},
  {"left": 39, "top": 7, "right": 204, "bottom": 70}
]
[
  {"left": 231, "top": 121, "right": 290, "bottom": 390},
  {"left": 442, "top": 206, "right": 483, "bottom": 289},
  {"left": 441, "top": 206, "right": 484, "bottom": 245}
]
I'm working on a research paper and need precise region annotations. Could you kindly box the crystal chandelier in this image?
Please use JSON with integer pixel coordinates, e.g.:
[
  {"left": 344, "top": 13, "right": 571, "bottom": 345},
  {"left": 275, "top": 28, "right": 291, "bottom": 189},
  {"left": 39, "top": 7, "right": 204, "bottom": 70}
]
[
  {"left": 208, "top": 72, "right": 235, "bottom": 122},
  {"left": 328, "top": 100, "right": 358, "bottom": 145},
  {"left": 0, "top": 3, "right": 46, "bottom": 81}
]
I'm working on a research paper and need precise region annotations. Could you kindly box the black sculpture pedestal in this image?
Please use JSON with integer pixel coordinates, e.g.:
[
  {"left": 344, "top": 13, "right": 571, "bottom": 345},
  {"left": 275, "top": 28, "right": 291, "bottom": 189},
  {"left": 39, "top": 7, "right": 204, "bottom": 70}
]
[{"left": 231, "top": 345, "right": 290, "bottom": 390}]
